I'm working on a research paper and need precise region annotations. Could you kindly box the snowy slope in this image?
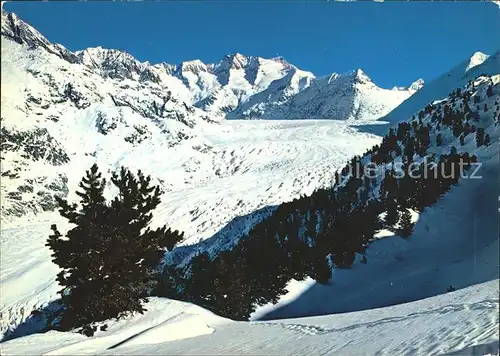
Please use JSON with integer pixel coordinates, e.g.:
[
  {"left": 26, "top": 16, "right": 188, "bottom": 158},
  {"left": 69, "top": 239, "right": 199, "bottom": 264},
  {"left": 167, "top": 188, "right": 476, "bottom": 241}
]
[
  {"left": 0, "top": 10, "right": 384, "bottom": 336},
  {"left": 381, "top": 51, "right": 499, "bottom": 124},
  {"left": 229, "top": 69, "right": 423, "bottom": 121},
  {"left": 0, "top": 119, "right": 383, "bottom": 337},
  {"left": 1, "top": 9, "right": 499, "bottom": 354},
  {"left": 0, "top": 33, "right": 218, "bottom": 221},
  {"left": 1, "top": 279, "right": 498, "bottom": 355},
  {"left": 251, "top": 73, "right": 500, "bottom": 321}
]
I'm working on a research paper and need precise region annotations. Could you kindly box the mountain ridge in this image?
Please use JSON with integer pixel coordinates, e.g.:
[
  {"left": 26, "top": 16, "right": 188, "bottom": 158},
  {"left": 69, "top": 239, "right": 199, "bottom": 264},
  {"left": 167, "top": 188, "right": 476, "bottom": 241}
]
[{"left": 1, "top": 9, "right": 424, "bottom": 121}]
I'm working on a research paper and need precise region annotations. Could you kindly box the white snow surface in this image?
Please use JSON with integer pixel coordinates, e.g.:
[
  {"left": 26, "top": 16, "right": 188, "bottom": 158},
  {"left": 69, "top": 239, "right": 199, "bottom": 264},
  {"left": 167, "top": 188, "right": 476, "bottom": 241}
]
[
  {"left": 1, "top": 9, "right": 499, "bottom": 355},
  {"left": 1, "top": 10, "right": 389, "bottom": 335},
  {"left": 1, "top": 280, "right": 498, "bottom": 355},
  {"left": 381, "top": 50, "right": 499, "bottom": 125}
]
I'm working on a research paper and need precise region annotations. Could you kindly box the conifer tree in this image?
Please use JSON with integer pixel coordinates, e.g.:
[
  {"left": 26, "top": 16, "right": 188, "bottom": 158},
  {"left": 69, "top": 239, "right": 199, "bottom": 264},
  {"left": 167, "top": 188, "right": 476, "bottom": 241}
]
[
  {"left": 47, "top": 164, "right": 108, "bottom": 331},
  {"left": 486, "top": 84, "right": 493, "bottom": 97},
  {"left": 184, "top": 252, "right": 215, "bottom": 307},
  {"left": 399, "top": 208, "right": 414, "bottom": 238},
  {"left": 385, "top": 199, "right": 400, "bottom": 227},
  {"left": 484, "top": 133, "right": 491, "bottom": 147},
  {"left": 476, "top": 128, "right": 485, "bottom": 147},
  {"left": 46, "top": 164, "right": 183, "bottom": 333},
  {"left": 436, "top": 133, "right": 443, "bottom": 146},
  {"left": 404, "top": 137, "right": 415, "bottom": 162}
]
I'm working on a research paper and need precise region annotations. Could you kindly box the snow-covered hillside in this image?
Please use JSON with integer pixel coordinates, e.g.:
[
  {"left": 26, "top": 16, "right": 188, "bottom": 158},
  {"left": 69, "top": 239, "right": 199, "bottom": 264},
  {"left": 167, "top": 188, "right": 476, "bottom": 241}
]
[
  {"left": 1, "top": 280, "right": 498, "bottom": 355},
  {"left": 0, "top": 118, "right": 383, "bottom": 338},
  {"left": 247, "top": 73, "right": 500, "bottom": 321},
  {"left": 1, "top": 8, "right": 499, "bottom": 355},
  {"left": 381, "top": 50, "right": 500, "bottom": 124},
  {"left": 0, "top": 10, "right": 385, "bottom": 337}
]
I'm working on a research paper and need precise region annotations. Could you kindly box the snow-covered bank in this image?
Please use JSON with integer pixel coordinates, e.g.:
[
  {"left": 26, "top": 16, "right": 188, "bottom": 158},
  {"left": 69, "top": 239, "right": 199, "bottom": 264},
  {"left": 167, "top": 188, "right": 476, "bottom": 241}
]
[{"left": 1, "top": 279, "right": 498, "bottom": 355}]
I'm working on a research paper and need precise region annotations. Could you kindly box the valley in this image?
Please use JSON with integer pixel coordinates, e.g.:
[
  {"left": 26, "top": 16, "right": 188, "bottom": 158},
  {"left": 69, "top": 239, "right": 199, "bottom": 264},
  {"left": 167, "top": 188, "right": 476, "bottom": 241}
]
[{"left": 1, "top": 6, "right": 499, "bottom": 355}]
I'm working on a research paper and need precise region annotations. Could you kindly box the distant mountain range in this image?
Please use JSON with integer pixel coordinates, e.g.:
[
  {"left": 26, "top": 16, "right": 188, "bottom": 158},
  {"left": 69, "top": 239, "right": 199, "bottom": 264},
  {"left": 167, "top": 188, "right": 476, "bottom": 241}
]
[
  {"left": 2, "top": 10, "right": 423, "bottom": 122},
  {"left": 1, "top": 8, "right": 496, "bottom": 222}
]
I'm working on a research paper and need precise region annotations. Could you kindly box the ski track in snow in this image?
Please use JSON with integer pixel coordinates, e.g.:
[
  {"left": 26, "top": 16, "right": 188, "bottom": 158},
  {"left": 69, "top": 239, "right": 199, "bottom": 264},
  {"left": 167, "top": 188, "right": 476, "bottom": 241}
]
[
  {"left": 1, "top": 280, "right": 498, "bottom": 355},
  {"left": 252, "top": 299, "right": 499, "bottom": 336}
]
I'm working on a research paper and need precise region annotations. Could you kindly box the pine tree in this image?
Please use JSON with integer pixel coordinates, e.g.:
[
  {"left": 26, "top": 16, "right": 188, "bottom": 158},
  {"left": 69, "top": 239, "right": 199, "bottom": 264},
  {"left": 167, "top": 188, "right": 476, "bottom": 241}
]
[
  {"left": 46, "top": 164, "right": 183, "bottom": 333},
  {"left": 476, "top": 128, "right": 485, "bottom": 147},
  {"left": 484, "top": 134, "right": 491, "bottom": 147},
  {"left": 184, "top": 252, "right": 215, "bottom": 307},
  {"left": 436, "top": 133, "right": 443, "bottom": 146},
  {"left": 404, "top": 137, "right": 415, "bottom": 162},
  {"left": 385, "top": 199, "right": 400, "bottom": 227},
  {"left": 46, "top": 164, "right": 109, "bottom": 331},
  {"left": 399, "top": 208, "right": 414, "bottom": 238},
  {"left": 486, "top": 84, "right": 493, "bottom": 97},
  {"left": 310, "top": 254, "right": 331, "bottom": 284},
  {"left": 379, "top": 169, "right": 397, "bottom": 203}
]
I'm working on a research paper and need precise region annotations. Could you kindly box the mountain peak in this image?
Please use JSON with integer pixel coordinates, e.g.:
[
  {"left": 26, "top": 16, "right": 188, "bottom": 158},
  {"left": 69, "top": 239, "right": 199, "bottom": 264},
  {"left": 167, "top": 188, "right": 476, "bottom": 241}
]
[
  {"left": 392, "top": 78, "right": 425, "bottom": 93},
  {"left": 218, "top": 52, "right": 249, "bottom": 70},
  {"left": 1, "top": 10, "right": 79, "bottom": 63},
  {"left": 270, "top": 55, "right": 296, "bottom": 70},
  {"left": 408, "top": 78, "right": 425, "bottom": 92},
  {"left": 76, "top": 46, "right": 137, "bottom": 60},
  {"left": 351, "top": 68, "right": 373, "bottom": 84},
  {"left": 466, "top": 51, "right": 489, "bottom": 72},
  {"left": 179, "top": 59, "right": 208, "bottom": 73}
]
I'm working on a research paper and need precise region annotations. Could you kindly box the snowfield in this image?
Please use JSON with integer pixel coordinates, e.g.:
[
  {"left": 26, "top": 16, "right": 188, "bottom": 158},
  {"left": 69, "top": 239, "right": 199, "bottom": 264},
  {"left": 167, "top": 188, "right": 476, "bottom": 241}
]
[
  {"left": 1, "top": 280, "right": 498, "bottom": 355},
  {"left": 0, "top": 119, "right": 383, "bottom": 340},
  {"left": 1, "top": 8, "right": 499, "bottom": 355}
]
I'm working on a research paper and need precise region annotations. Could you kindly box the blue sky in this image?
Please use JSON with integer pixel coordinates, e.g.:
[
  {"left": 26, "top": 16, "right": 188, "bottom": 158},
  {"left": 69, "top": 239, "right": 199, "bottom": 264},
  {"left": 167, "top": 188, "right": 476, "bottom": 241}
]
[{"left": 4, "top": 1, "right": 499, "bottom": 88}]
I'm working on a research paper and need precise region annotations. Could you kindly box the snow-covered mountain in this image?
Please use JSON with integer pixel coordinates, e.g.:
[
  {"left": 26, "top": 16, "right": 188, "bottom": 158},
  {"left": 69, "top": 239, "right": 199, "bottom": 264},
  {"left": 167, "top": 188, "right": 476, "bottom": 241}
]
[
  {"left": 1, "top": 10, "right": 423, "bottom": 123},
  {"left": 0, "top": 9, "right": 420, "bottom": 222},
  {"left": 73, "top": 44, "right": 422, "bottom": 121},
  {"left": 1, "top": 8, "right": 499, "bottom": 354},
  {"left": 1, "top": 10, "right": 222, "bottom": 221},
  {"left": 71, "top": 43, "right": 422, "bottom": 121},
  {"left": 382, "top": 50, "right": 499, "bottom": 124},
  {"left": 228, "top": 69, "right": 425, "bottom": 121},
  {"left": 1, "top": 11, "right": 384, "bottom": 333}
]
